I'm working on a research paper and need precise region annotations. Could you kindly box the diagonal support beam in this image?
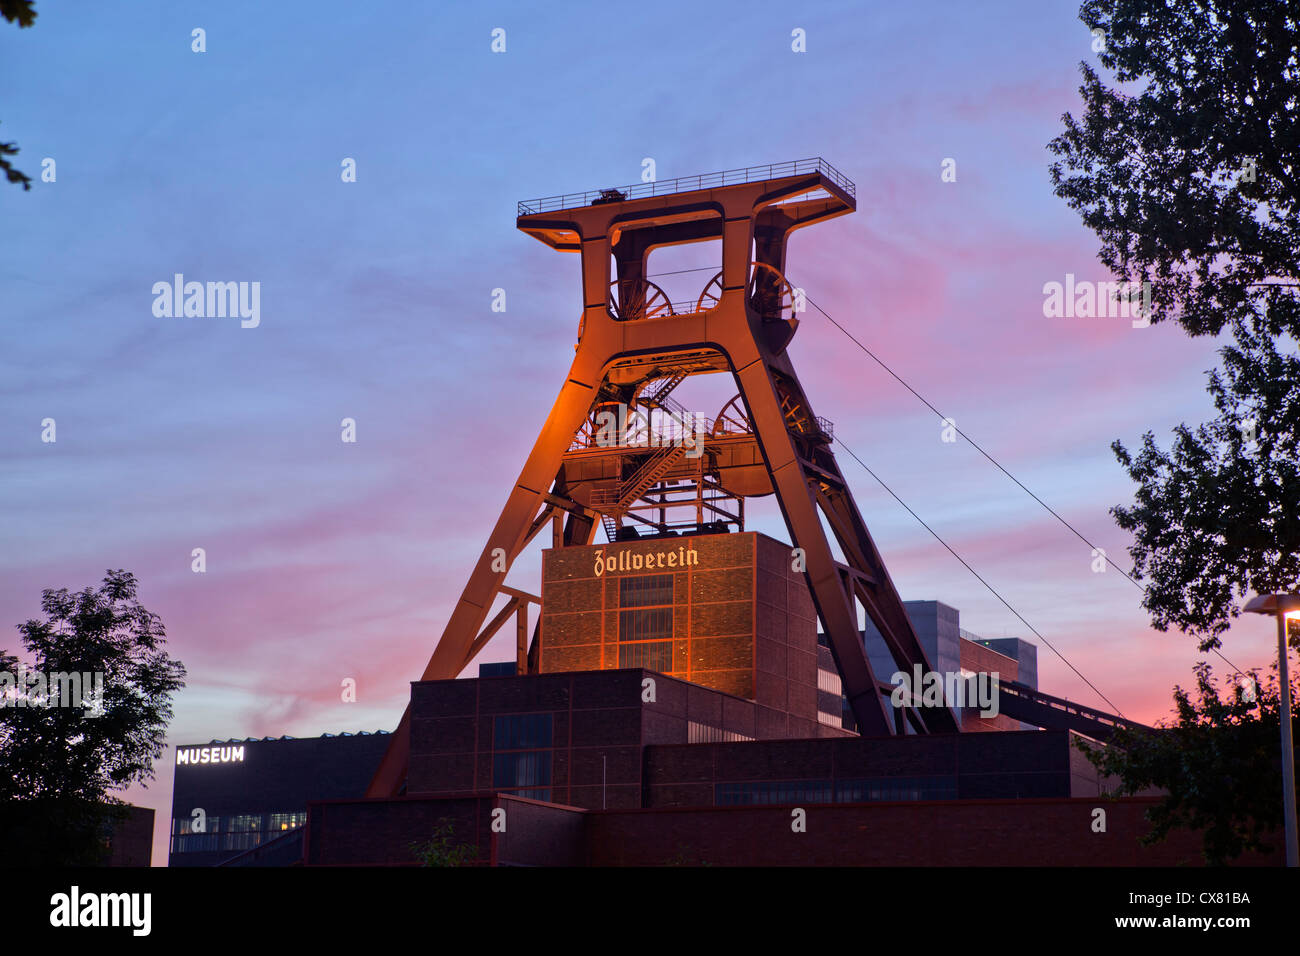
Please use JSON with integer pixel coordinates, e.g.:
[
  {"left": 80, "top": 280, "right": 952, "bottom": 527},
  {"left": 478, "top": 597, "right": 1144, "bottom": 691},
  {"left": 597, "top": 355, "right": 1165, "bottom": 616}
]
[{"left": 369, "top": 164, "right": 951, "bottom": 798}]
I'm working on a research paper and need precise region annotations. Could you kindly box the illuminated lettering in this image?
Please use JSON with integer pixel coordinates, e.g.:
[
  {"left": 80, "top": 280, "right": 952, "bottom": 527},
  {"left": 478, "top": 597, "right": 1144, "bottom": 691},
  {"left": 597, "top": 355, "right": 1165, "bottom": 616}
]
[
  {"left": 176, "top": 745, "right": 246, "bottom": 766},
  {"left": 587, "top": 545, "right": 699, "bottom": 577}
]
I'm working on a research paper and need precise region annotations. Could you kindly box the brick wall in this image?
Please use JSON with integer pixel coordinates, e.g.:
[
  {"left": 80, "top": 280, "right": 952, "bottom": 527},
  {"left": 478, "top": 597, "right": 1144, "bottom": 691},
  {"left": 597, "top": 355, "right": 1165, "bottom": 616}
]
[
  {"left": 305, "top": 795, "right": 495, "bottom": 866},
  {"left": 406, "top": 668, "right": 851, "bottom": 811},
  {"left": 107, "top": 805, "right": 155, "bottom": 867},
  {"left": 303, "top": 793, "right": 1284, "bottom": 867},
  {"left": 582, "top": 798, "right": 1284, "bottom": 867},
  {"left": 540, "top": 532, "right": 823, "bottom": 718}
]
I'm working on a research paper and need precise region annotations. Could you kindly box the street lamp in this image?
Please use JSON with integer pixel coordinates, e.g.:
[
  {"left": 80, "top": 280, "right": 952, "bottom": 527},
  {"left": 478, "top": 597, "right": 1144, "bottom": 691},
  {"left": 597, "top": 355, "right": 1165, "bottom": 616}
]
[{"left": 1243, "top": 593, "right": 1300, "bottom": 867}]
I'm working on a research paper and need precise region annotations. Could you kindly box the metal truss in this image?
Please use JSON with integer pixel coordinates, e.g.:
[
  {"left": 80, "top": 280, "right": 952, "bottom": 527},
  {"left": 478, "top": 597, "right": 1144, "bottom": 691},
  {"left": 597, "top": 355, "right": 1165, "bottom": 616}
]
[{"left": 368, "top": 162, "right": 956, "bottom": 797}]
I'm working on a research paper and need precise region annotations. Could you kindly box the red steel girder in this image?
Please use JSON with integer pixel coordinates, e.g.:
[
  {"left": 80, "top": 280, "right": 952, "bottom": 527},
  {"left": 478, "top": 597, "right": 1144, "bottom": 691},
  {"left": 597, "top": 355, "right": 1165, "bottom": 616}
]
[{"left": 368, "top": 167, "right": 953, "bottom": 797}]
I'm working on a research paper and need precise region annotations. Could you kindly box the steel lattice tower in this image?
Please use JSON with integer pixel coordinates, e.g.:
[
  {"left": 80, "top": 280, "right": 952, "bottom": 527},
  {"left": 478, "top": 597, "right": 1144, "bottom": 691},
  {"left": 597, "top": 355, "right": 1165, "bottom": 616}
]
[{"left": 369, "top": 159, "right": 957, "bottom": 797}]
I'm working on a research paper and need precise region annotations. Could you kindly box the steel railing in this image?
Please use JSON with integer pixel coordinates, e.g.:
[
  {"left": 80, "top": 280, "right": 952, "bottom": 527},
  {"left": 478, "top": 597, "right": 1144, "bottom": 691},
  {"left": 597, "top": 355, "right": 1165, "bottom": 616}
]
[
  {"left": 517, "top": 158, "right": 855, "bottom": 216},
  {"left": 569, "top": 401, "right": 752, "bottom": 453}
]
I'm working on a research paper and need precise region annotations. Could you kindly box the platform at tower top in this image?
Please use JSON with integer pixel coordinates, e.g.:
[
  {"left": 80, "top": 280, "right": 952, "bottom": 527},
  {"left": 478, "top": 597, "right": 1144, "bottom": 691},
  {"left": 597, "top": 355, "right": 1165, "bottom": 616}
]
[{"left": 516, "top": 157, "right": 856, "bottom": 216}]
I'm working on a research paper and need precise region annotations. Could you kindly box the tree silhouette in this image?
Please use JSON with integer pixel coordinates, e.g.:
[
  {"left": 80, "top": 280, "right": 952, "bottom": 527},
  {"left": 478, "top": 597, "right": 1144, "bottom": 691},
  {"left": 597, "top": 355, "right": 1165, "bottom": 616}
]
[
  {"left": 1, "top": 1, "right": 37, "bottom": 190},
  {"left": 0, "top": 570, "right": 186, "bottom": 865},
  {"left": 1081, "top": 658, "right": 1299, "bottom": 865},
  {"left": 1050, "top": 0, "right": 1300, "bottom": 339},
  {"left": 1112, "top": 317, "right": 1300, "bottom": 647}
]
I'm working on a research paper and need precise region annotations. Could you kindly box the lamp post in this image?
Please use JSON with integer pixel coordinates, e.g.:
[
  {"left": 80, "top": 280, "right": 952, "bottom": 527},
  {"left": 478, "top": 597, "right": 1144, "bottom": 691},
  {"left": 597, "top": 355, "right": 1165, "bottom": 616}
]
[{"left": 1243, "top": 593, "right": 1300, "bottom": 867}]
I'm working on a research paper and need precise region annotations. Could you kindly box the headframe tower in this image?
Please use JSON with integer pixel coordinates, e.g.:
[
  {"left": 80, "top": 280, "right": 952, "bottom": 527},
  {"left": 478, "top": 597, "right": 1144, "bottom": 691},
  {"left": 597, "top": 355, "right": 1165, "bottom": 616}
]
[{"left": 368, "top": 159, "right": 957, "bottom": 797}]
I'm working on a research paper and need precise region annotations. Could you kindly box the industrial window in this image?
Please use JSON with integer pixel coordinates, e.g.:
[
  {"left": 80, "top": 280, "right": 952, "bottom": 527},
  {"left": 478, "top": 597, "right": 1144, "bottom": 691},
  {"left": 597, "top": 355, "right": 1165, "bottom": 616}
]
[
  {"left": 713, "top": 776, "right": 958, "bottom": 807},
  {"left": 492, "top": 752, "right": 552, "bottom": 801},
  {"left": 619, "top": 639, "right": 673, "bottom": 672},
  {"left": 494, "top": 713, "right": 553, "bottom": 750},
  {"left": 492, "top": 713, "right": 554, "bottom": 801},
  {"left": 620, "top": 574, "right": 673, "bottom": 608},
  {"left": 715, "top": 780, "right": 834, "bottom": 806},
  {"left": 834, "top": 775, "right": 957, "bottom": 803},
  {"left": 227, "top": 813, "right": 262, "bottom": 833},
  {"left": 618, "top": 607, "right": 672, "bottom": 642},
  {"left": 269, "top": 811, "right": 307, "bottom": 833},
  {"left": 169, "top": 809, "right": 311, "bottom": 855},
  {"left": 618, "top": 574, "right": 674, "bottom": 672}
]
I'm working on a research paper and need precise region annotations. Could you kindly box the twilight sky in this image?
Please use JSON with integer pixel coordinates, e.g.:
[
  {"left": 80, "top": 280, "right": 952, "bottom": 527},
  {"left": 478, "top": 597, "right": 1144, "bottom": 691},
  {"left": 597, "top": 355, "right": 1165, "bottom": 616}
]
[{"left": 0, "top": 0, "right": 1273, "bottom": 863}]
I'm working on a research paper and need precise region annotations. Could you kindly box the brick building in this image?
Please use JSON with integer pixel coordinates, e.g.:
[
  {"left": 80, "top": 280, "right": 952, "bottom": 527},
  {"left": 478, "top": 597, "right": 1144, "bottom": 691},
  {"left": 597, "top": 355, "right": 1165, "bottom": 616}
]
[
  {"left": 176, "top": 530, "right": 1242, "bottom": 867},
  {"left": 539, "top": 532, "right": 828, "bottom": 731},
  {"left": 168, "top": 731, "right": 390, "bottom": 867}
]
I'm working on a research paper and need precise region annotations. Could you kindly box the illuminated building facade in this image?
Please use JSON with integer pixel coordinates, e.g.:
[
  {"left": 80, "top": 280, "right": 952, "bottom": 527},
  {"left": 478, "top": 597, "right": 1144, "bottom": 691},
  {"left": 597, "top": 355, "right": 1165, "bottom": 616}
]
[
  {"left": 193, "top": 164, "right": 1212, "bottom": 865},
  {"left": 540, "top": 532, "right": 823, "bottom": 730},
  {"left": 167, "top": 731, "right": 390, "bottom": 867}
]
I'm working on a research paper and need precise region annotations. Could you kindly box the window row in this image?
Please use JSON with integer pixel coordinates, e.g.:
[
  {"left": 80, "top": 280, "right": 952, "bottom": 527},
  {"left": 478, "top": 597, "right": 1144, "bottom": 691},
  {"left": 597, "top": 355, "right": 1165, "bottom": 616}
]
[
  {"left": 619, "top": 574, "right": 674, "bottom": 608},
  {"left": 618, "top": 607, "right": 673, "bottom": 643},
  {"left": 171, "top": 810, "right": 307, "bottom": 837},
  {"left": 715, "top": 775, "right": 959, "bottom": 806},
  {"left": 618, "top": 639, "right": 673, "bottom": 672},
  {"left": 171, "top": 831, "right": 278, "bottom": 855},
  {"left": 169, "top": 811, "right": 308, "bottom": 855}
]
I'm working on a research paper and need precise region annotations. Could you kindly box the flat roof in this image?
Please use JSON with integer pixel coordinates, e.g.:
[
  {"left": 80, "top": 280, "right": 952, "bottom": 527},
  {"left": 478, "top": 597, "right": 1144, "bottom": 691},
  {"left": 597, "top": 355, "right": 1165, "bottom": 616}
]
[
  {"left": 516, "top": 157, "right": 855, "bottom": 216},
  {"left": 189, "top": 730, "right": 391, "bottom": 746}
]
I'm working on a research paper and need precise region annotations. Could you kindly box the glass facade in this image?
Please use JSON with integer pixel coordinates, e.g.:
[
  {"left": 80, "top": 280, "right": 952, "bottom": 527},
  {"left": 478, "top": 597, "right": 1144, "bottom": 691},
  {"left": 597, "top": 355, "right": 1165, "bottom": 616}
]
[{"left": 170, "top": 810, "right": 307, "bottom": 855}]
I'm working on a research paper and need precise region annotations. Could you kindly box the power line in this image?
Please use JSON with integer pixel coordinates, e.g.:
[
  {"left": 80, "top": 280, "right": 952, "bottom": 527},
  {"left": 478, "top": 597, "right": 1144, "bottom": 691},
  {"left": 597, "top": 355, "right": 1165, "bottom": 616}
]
[
  {"left": 805, "top": 293, "right": 1249, "bottom": 679},
  {"left": 646, "top": 265, "right": 717, "bottom": 279},
  {"left": 834, "top": 435, "right": 1128, "bottom": 718},
  {"left": 640, "top": 269, "right": 1247, "bottom": 682}
]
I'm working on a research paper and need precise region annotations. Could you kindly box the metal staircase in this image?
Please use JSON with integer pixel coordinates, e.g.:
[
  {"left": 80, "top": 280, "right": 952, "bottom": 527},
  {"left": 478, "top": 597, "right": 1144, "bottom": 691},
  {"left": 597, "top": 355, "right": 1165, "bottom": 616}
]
[{"left": 592, "top": 443, "right": 689, "bottom": 540}]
